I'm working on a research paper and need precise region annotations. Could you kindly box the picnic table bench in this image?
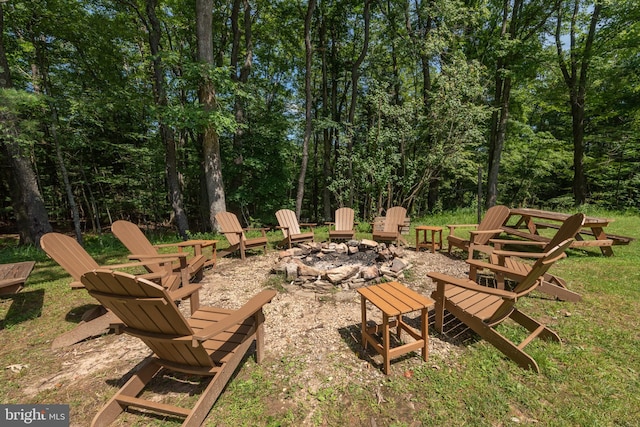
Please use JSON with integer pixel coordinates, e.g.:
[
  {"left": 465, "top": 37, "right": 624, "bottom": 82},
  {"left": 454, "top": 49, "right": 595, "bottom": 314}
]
[{"left": 502, "top": 208, "right": 634, "bottom": 257}]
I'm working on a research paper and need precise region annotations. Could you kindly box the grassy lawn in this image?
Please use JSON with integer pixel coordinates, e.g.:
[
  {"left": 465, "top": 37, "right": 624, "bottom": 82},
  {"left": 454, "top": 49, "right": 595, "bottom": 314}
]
[{"left": 1, "top": 207, "right": 639, "bottom": 426}]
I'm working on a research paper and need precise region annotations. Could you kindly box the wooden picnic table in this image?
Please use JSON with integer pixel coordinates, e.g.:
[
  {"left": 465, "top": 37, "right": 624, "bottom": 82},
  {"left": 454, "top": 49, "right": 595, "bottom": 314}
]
[{"left": 503, "top": 208, "right": 633, "bottom": 257}]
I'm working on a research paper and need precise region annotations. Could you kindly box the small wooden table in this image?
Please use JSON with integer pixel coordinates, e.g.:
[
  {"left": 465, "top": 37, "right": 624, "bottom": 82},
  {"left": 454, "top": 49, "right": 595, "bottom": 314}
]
[
  {"left": 415, "top": 226, "right": 443, "bottom": 253},
  {"left": 357, "top": 281, "right": 434, "bottom": 374}
]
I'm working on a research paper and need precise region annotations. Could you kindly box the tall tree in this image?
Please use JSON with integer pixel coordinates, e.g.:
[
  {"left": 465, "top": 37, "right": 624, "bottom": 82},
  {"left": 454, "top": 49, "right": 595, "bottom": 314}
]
[
  {"left": 554, "top": 0, "right": 601, "bottom": 205},
  {"left": 196, "top": 0, "right": 226, "bottom": 231},
  {"left": 141, "top": 0, "right": 190, "bottom": 238},
  {"left": 295, "top": 0, "right": 315, "bottom": 219},
  {"left": 0, "top": 3, "right": 51, "bottom": 246},
  {"left": 483, "top": 0, "right": 556, "bottom": 207}
]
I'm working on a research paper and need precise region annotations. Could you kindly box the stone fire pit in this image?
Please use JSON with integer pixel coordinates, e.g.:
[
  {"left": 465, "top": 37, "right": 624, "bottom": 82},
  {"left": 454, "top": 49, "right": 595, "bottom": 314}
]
[{"left": 272, "top": 239, "right": 412, "bottom": 292}]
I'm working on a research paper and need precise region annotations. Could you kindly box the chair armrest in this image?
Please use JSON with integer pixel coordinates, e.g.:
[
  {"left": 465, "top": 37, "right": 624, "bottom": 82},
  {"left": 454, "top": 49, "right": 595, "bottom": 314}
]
[
  {"left": 492, "top": 249, "right": 546, "bottom": 259},
  {"left": 469, "top": 229, "right": 504, "bottom": 235},
  {"left": 299, "top": 223, "right": 317, "bottom": 229},
  {"left": 427, "top": 272, "right": 516, "bottom": 298},
  {"left": 244, "top": 227, "right": 269, "bottom": 236},
  {"left": 466, "top": 259, "right": 528, "bottom": 281},
  {"left": 489, "top": 238, "right": 546, "bottom": 247},
  {"left": 168, "top": 283, "right": 202, "bottom": 301},
  {"left": 108, "top": 257, "right": 183, "bottom": 268},
  {"left": 127, "top": 253, "right": 188, "bottom": 260},
  {"left": 192, "top": 290, "right": 277, "bottom": 344},
  {"left": 447, "top": 224, "right": 478, "bottom": 235}
]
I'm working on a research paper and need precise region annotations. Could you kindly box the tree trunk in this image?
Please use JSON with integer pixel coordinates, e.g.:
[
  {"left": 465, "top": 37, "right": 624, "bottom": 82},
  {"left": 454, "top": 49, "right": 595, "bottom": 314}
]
[
  {"left": 319, "top": 10, "right": 332, "bottom": 221},
  {"left": 196, "top": 0, "right": 226, "bottom": 231},
  {"left": 296, "top": 0, "right": 316, "bottom": 220},
  {"left": 346, "top": 0, "right": 371, "bottom": 207},
  {"left": 145, "top": 0, "right": 190, "bottom": 238},
  {"left": 0, "top": 4, "right": 51, "bottom": 246},
  {"left": 555, "top": 0, "right": 601, "bottom": 206}
]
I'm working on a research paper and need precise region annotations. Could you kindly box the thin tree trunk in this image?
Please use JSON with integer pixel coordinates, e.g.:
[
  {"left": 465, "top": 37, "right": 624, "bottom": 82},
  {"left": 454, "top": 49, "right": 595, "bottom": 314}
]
[
  {"left": 296, "top": 0, "right": 316, "bottom": 220},
  {"left": 196, "top": 0, "right": 226, "bottom": 231},
  {"left": 555, "top": 0, "right": 601, "bottom": 206},
  {"left": 346, "top": 0, "right": 371, "bottom": 207},
  {"left": 144, "top": 0, "right": 190, "bottom": 238}
]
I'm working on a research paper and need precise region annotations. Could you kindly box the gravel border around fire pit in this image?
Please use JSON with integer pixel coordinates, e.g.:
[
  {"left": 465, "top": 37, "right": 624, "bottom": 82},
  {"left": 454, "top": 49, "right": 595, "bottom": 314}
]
[{"left": 197, "top": 247, "right": 470, "bottom": 401}]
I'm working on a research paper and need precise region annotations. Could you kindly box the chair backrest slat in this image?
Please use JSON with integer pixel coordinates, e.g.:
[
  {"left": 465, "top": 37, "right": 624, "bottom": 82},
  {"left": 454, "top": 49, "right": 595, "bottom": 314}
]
[
  {"left": 475, "top": 205, "right": 510, "bottom": 244},
  {"left": 276, "top": 209, "right": 301, "bottom": 237},
  {"left": 383, "top": 207, "right": 407, "bottom": 233},
  {"left": 81, "top": 270, "right": 213, "bottom": 367},
  {"left": 545, "top": 213, "right": 585, "bottom": 250},
  {"left": 112, "top": 220, "right": 164, "bottom": 273},
  {"left": 216, "top": 212, "right": 244, "bottom": 245},
  {"left": 41, "top": 233, "right": 99, "bottom": 284},
  {"left": 334, "top": 207, "right": 355, "bottom": 231}
]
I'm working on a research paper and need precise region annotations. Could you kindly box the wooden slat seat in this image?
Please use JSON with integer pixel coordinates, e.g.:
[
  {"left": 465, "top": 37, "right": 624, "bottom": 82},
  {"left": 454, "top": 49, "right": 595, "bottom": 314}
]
[
  {"left": 429, "top": 238, "right": 573, "bottom": 373},
  {"left": 327, "top": 207, "right": 356, "bottom": 241},
  {"left": 275, "top": 209, "right": 315, "bottom": 248},
  {"left": 80, "top": 269, "right": 276, "bottom": 427},
  {"left": 372, "top": 206, "right": 409, "bottom": 246},
  {"left": 112, "top": 220, "right": 216, "bottom": 286},
  {"left": 215, "top": 212, "right": 268, "bottom": 260},
  {"left": 447, "top": 205, "right": 510, "bottom": 257}
]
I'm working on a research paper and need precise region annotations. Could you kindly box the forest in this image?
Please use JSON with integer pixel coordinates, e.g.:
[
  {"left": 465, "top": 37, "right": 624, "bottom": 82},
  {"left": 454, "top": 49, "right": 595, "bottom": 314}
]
[{"left": 1, "top": 0, "right": 639, "bottom": 245}]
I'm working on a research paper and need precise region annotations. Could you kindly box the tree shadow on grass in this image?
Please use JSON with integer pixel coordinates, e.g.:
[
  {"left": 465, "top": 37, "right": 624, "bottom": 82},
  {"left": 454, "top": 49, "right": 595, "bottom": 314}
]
[{"left": 0, "top": 288, "right": 45, "bottom": 330}]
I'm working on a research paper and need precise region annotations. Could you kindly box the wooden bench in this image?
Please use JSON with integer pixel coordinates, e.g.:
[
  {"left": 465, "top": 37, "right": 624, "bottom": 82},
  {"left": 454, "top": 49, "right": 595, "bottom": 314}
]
[
  {"left": 535, "top": 222, "right": 634, "bottom": 246},
  {"left": 0, "top": 261, "right": 36, "bottom": 295}
]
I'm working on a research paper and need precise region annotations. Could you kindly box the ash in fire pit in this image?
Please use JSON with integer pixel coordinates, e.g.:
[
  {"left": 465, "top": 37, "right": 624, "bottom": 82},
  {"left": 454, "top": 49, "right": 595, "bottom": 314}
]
[{"left": 272, "top": 239, "right": 411, "bottom": 292}]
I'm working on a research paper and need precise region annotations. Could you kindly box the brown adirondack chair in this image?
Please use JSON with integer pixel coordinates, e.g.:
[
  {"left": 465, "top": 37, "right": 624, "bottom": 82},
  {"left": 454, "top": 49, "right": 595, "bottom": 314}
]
[
  {"left": 428, "top": 238, "right": 573, "bottom": 373},
  {"left": 327, "top": 207, "right": 356, "bottom": 241},
  {"left": 468, "top": 213, "right": 586, "bottom": 302},
  {"left": 0, "top": 261, "right": 35, "bottom": 295},
  {"left": 275, "top": 209, "right": 315, "bottom": 248},
  {"left": 447, "top": 205, "right": 510, "bottom": 257},
  {"left": 215, "top": 212, "right": 268, "bottom": 260},
  {"left": 371, "top": 206, "right": 408, "bottom": 246},
  {"left": 41, "top": 232, "right": 200, "bottom": 348},
  {"left": 80, "top": 269, "right": 276, "bottom": 427},
  {"left": 112, "top": 220, "right": 216, "bottom": 285}
]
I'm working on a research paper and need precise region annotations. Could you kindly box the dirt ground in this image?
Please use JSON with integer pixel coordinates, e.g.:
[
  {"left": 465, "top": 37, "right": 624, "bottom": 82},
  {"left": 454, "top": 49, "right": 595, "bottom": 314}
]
[{"left": 22, "top": 247, "right": 471, "bottom": 425}]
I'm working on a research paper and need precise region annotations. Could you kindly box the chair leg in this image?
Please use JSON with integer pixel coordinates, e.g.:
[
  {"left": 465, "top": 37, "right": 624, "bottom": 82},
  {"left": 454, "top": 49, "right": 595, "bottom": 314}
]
[
  {"left": 451, "top": 305, "right": 541, "bottom": 373},
  {"left": 52, "top": 311, "right": 118, "bottom": 349},
  {"left": 91, "top": 359, "right": 162, "bottom": 427},
  {"left": 509, "top": 308, "right": 561, "bottom": 343},
  {"left": 183, "top": 336, "right": 255, "bottom": 426}
]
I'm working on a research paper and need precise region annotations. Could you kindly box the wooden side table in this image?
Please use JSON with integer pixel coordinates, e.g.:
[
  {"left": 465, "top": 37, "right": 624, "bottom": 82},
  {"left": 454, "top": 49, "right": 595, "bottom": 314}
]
[
  {"left": 357, "top": 281, "right": 434, "bottom": 374},
  {"left": 415, "top": 225, "right": 443, "bottom": 253}
]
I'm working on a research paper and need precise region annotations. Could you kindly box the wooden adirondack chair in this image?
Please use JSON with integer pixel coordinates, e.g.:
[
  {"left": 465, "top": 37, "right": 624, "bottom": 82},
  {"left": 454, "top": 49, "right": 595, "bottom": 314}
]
[
  {"left": 41, "top": 232, "right": 201, "bottom": 348},
  {"left": 215, "top": 212, "right": 268, "bottom": 260},
  {"left": 468, "top": 213, "right": 586, "bottom": 302},
  {"left": 0, "top": 261, "right": 35, "bottom": 295},
  {"left": 275, "top": 209, "right": 315, "bottom": 248},
  {"left": 80, "top": 269, "right": 276, "bottom": 427},
  {"left": 428, "top": 238, "right": 573, "bottom": 373},
  {"left": 112, "top": 220, "right": 216, "bottom": 285},
  {"left": 371, "top": 206, "right": 408, "bottom": 246},
  {"left": 447, "top": 205, "right": 510, "bottom": 257},
  {"left": 327, "top": 207, "right": 356, "bottom": 241}
]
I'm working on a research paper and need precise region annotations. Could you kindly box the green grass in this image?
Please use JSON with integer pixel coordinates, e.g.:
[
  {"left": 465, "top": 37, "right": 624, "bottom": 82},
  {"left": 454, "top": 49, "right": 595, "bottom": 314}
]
[{"left": 1, "top": 207, "right": 639, "bottom": 426}]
